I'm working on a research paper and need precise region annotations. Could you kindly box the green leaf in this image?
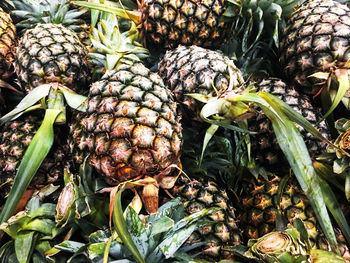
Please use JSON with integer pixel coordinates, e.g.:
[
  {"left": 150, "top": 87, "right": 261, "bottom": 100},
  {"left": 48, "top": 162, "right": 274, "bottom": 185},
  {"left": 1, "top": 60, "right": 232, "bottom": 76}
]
[
  {"left": 157, "top": 224, "right": 197, "bottom": 259},
  {"left": 29, "top": 203, "right": 56, "bottom": 219},
  {"left": 166, "top": 207, "right": 220, "bottom": 238},
  {"left": 230, "top": 92, "right": 339, "bottom": 254},
  {"left": 54, "top": 241, "right": 86, "bottom": 254},
  {"left": 322, "top": 69, "right": 350, "bottom": 122},
  {"left": 103, "top": 236, "right": 112, "bottom": 263},
  {"left": 72, "top": 1, "right": 139, "bottom": 22},
  {"left": 60, "top": 86, "right": 88, "bottom": 111},
  {"left": 112, "top": 185, "right": 145, "bottom": 263},
  {"left": 309, "top": 249, "right": 345, "bottom": 263},
  {"left": 0, "top": 84, "right": 51, "bottom": 124},
  {"left": 150, "top": 216, "right": 174, "bottom": 236},
  {"left": 258, "top": 93, "right": 339, "bottom": 254},
  {"left": 35, "top": 241, "right": 52, "bottom": 257},
  {"left": 318, "top": 177, "right": 350, "bottom": 246},
  {"left": 15, "top": 231, "right": 37, "bottom": 263},
  {"left": 261, "top": 92, "right": 332, "bottom": 147},
  {"left": 293, "top": 219, "right": 311, "bottom": 250},
  {"left": 346, "top": 173, "right": 350, "bottom": 201},
  {"left": 0, "top": 109, "right": 61, "bottom": 227},
  {"left": 313, "top": 161, "right": 344, "bottom": 192},
  {"left": 0, "top": 211, "right": 29, "bottom": 238},
  {"left": 22, "top": 218, "right": 56, "bottom": 236},
  {"left": 0, "top": 241, "right": 16, "bottom": 263},
  {"left": 200, "top": 124, "right": 219, "bottom": 166},
  {"left": 125, "top": 206, "right": 148, "bottom": 259}
]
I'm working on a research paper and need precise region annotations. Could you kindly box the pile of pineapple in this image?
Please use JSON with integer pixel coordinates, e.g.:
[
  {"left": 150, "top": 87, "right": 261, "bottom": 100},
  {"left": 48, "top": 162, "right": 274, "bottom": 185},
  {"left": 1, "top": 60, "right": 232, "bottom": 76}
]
[{"left": 0, "top": 0, "right": 350, "bottom": 262}]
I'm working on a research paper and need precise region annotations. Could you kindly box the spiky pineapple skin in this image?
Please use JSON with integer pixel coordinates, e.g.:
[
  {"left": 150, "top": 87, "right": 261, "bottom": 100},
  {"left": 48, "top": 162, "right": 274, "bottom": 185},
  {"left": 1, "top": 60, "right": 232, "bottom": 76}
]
[
  {"left": 158, "top": 45, "right": 244, "bottom": 118},
  {"left": 239, "top": 173, "right": 350, "bottom": 258},
  {"left": 15, "top": 23, "right": 91, "bottom": 93},
  {"left": 69, "top": 65, "right": 182, "bottom": 185},
  {"left": 0, "top": 115, "right": 67, "bottom": 206},
  {"left": 248, "top": 78, "right": 329, "bottom": 172},
  {"left": 0, "top": 7, "right": 16, "bottom": 80},
  {"left": 280, "top": 0, "right": 350, "bottom": 95},
  {"left": 167, "top": 175, "right": 241, "bottom": 261},
  {"left": 141, "top": 0, "right": 229, "bottom": 49}
]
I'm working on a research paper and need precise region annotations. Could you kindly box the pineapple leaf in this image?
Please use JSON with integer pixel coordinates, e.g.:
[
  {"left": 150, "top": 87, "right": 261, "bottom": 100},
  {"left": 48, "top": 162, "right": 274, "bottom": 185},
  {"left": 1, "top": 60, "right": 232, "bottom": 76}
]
[
  {"left": 321, "top": 69, "right": 350, "bottom": 122},
  {"left": 0, "top": 109, "right": 61, "bottom": 227},
  {"left": 261, "top": 92, "right": 334, "bottom": 148},
  {"left": 0, "top": 84, "right": 51, "bottom": 124},
  {"left": 28, "top": 204, "right": 56, "bottom": 218},
  {"left": 111, "top": 184, "right": 146, "bottom": 263},
  {"left": 72, "top": 1, "right": 140, "bottom": 23},
  {"left": 313, "top": 161, "right": 345, "bottom": 193},
  {"left": 149, "top": 216, "right": 174, "bottom": 237},
  {"left": 0, "top": 241, "right": 15, "bottom": 263},
  {"left": 15, "top": 231, "right": 37, "bottom": 263},
  {"left": 125, "top": 207, "right": 148, "bottom": 259},
  {"left": 157, "top": 224, "right": 198, "bottom": 259},
  {"left": 21, "top": 218, "right": 57, "bottom": 236},
  {"left": 346, "top": 174, "right": 350, "bottom": 201},
  {"left": 200, "top": 124, "right": 219, "bottom": 165},
  {"left": 225, "top": 92, "right": 339, "bottom": 254},
  {"left": 318, "top": 177, "right": 350, "bottom": 245},
  {"left": 60, "top": 86, "right": 88, "bottom": 111},
  {"left": 53, "top": 241, "right": 86, "bottom": 254}
]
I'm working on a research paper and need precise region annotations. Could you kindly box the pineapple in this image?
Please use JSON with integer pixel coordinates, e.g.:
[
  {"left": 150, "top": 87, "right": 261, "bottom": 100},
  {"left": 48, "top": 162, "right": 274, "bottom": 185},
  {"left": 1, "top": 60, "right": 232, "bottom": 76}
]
[
  {"left": 238, "top": 172, "right": 350, "bottom": 258},
  {"left": 166, "top": 175, "right": 242, "bottom": 261},
  {"left": 69, "top": 16, "right": 182, "bottom": 214},
  {"left": 158, "top": 124, "right": 243, "bottom": 261},
  {"left": 74, "top": 0, "right": 301, "bottom": 50},
  {"left": 11, "top": 0, "right": 91, "bottom": 93},
  {"left": 247, "top": 77, "right": 330, "bottom": 172},
  {"left": 69, "top": 66, "right": 182, "bottom": 185},
  {"left": 0, "top": 6, "right": 17, "bottom": 114},
  {"left": 0, "top": 7, "right": 16, "bottom": 81},
  {"left": 0, "top": 114, "right": 68, "bottom": 209},
  {"left": 158, "top": 45, "right": 245, "bottom": 119},
  {"left": 280, "top": 0, "right": 350, "bottom": 96}
]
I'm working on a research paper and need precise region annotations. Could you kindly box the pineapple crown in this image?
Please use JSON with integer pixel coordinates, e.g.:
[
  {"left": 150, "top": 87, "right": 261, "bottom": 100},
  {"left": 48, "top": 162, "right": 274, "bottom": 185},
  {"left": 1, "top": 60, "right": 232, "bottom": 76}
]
[
  {"left": 10, "top": 0, "right": 88, "bottom": 34},
  {"left": 221, "top": 0, "right": 305, "bottom": 77},
  {"left": 224, "top": 0, "right": 305, "bottom": 50},
  {"left": 89, "top": 14, "right": 149, "bottom": 74},
  {"left": 0, "top": 0, "right": 14, "bottom": 12}
]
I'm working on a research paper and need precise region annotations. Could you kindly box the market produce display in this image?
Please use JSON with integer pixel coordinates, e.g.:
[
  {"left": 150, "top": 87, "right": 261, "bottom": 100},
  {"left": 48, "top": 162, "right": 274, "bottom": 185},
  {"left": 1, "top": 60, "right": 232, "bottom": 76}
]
[{"left": 0, "top": 0, "right": 350, "bottom": 262}]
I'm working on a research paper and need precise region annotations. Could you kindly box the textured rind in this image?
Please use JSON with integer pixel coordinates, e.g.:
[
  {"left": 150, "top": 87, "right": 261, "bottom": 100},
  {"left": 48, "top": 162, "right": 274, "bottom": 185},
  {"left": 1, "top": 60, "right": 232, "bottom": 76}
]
[
  {"left": 158, "top": 45, "right": 244, "bottom": 118},
  {"left": 248, "top": 78, "right": 330, "bottom": 171},
  {"left": 15, "top": 23, "right": 91, "bottom": 93},
  {"left": 280, "top": 0, "right": 350, "bottom": 95},
  {"left": 0, "top": 8, "right": 16, "bottom": 80},
  {"left": 0, "top": 115, "right": 67, "bottom": 205},
  {"left": 141, "top": 0, "right": 229, "bottom": 49},
  {"left": 69, "top": 64, "right": 182, "bottom": 185},
  {"left": 239, "top": 173, "right": 350, "bottom": 258},
  {"left": 169, "top": 175, "right": 242, "bottom": 261}
]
